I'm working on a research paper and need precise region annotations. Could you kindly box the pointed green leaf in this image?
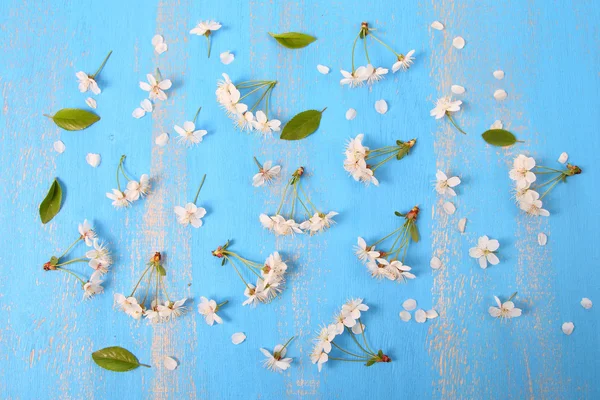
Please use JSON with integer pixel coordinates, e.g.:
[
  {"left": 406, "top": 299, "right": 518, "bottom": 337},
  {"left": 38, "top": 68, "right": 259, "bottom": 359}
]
[
  {"left": 394, "top": 211, "right": 405, "bottom": 217},
  {"left": 49, "top": 256, "right": 59, "bottom": 266},
  {"left": 366, "top": 359, "right": 376, "bottom": 367},
  {"left": 396, "top": 147, "right": 409, "bottom": 160},
  {"left": 280, "top": 109, "right": 326, "bottom": 141},
  {"left": 268, "top": 32, "right": 316, "bottom": 49},
  {"left": 410, "top": 223, "right": 420, "bottom": 243},
  {"left": 39, "top": 178, "right": 63, "bottom": 224},
  {"left": 46, "top": 108, "right": 100, "bottom": 131},
  {"left": 92, "top": 346, "right": 149, "bottom": 372},
  {"left": 221, "top": 258, "right": 226, "bottom": 266},
  {"left": 481, "top": 129, "right": 521, "bottom": 147},
  {"left": 156, "top": 264, "right": 166, "bottom": 276}
]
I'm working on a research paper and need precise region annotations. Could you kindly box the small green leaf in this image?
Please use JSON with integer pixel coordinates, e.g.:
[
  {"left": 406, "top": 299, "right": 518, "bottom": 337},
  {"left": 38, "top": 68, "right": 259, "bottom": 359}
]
[
  {"left": 481, "top": 129, "right": 521, "bottom": 147},
  {"left": 221, "top": 258, "right": 227, "bottom": 266},
  {"left": 49, "top": 256, "right": 59, "bottom": 266},
  {"left": 410, "top": 224, "right": 420, "bottom": 243},
  {"left": 39, "top": 178, "right": 63, "bottom": 224},
  {"left": 280, "top": 109, "right": 326, "bottom": 141},
  {"left": 396, "top": 147, "right": 409, "bottom": 160},
  {"left": 366, "top": 359, "right": 376, "bottom": 367},
  {"left": 377, "top": 350, "right": 384, "bottom": 357},
  {"left": 156, "top": 264, "right": 166, "bottom": 276},
  {"left": 92, "top": 346, "right": 149, "bottom": 372},
  {"left": 46, "top": 108, "right": 100, "bottom": 131},
  {"left": 268, "top": 32, "right": 316, "bottom": 49},
  {"left": 394, "top": 211, "right": 405, "bottom": 217}
]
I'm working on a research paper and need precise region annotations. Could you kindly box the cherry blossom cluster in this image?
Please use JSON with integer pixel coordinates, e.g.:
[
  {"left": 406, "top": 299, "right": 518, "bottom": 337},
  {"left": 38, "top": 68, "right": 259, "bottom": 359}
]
[
  {"left": 114, "top": 252, "right": 187, "bottom": 323},
  {"left": 259, "top": 167, "right": 337, "bottom": 235},
  {"left": 216, "top": 73, "right": 281, "bottom": 136},
  {"left": 212, "top": 241, "right": 289, "bottom": 307},
  {"left": 344, "top": 134, "right": 416, "bottom": 186},
  {"left": 355, "top": 206, "right": 420, "bottom": 282},
  {"left": 43, "top": 220, "right": 111, "bottom": 299},
  {"left": 509, "top": 153, "right": 582, "bottom": 217},
  {"left": 340, "top": 22, "right": 415, "bottom": 87},
  {"left": 106, "top": 155, "right": 151, "bottom": 209},
  {"left": 310, "top": 298, "right": 391, "bottom": 372}
]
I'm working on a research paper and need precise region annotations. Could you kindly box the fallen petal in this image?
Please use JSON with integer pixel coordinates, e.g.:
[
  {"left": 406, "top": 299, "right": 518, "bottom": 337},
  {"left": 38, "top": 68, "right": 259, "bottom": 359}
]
[
  {"left": 86, "top": 153, "right": 101, "bottom": 168},
  {"left": 458, "top": 217, "right": 467, "bottom": 233},
  {"left": 155, "top": 132, "right": 169, "bottom": 147},
  {"left": 152, "top": 34, "right": 164, "bottom": 47},
  {"left": 451, "top": 85, "right": 465, "bottom": 95},
  {"left": 345, "top": 108, "right": 357, "bottom": 120},
  {"left": 443, "top": 201, "right": 456, "bottom": 215},
  {"left": 558, "top": 152, "right": 568, "bottom": 164},
  {"left": 490, "top": 120, "right": 503, "bottom": 129},
  {"left": 581, "top": 298, "right": 592, "bottom": 309},
  {"left": 375, "top": 99, "right": 388, "bottom": 114},
  {"left": 537, "top": 232, "right": 547, "bottom": 246},
  {"left": 493, "top": 70, "right": 505, "bottom": 80},
  {"left": 399, "top": 311, "right": 411, "bottom": 322},
  {"left": 402, "top": 298, "right": 417, "bottom": 311},
  {"left": 163, "top": 356, "right": 178, "bottom": 370},
  {"left": 53, "top": 140, "right": 66, "bottom": 154},
  {"left": 317, "top": 64, "right": 330, "bottom": 74},
  {"left": 430, "top": 256, "right": 442, "bottom": 270},
  {"left": 562, "top": 322, "right": 574, "bottom": 335},
  {"left": 452, "top": 36, "right": 465, "bottom": 49},
  {"left": 132, "top": 108, "right": 146, "bottom": 119},
  {"left": 426, "top": 309, "right": 439, "bottom": 319},
  {"left": 415, "top": 309, "right": 427, "bottom": 323},
  {"left": 231, "top": 332, "right": 246, "bottom": 344},
  {"left": 493, "top": 89, "right": 507, "bottom": 101},
  {"left": 431, "top": 21, "right": 444, "bottom": 30},
  {"left": 155, "top": 42, "right": 168, "bottom": 54},
  {"left": 85, "top": 97, "right": 97, "bottom": 109},
  {"left": 220, "top": 51, "right": 235, "bottom": 65}
]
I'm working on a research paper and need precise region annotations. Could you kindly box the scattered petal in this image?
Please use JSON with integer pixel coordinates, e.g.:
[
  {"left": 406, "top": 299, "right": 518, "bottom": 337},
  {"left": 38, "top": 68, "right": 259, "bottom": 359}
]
[
  {"left": 458, "top": 217, "right": 467, "bottom": 233},
  {"left": 451, "top": 85, "right": 465, "bottom": 95},
  {"left": 220, "top": 51, "right": 235, "bottom": 65},
  {"left": 402, "top": 299, "right": 417, "bottom": 311},
  {"left": 443, "top": 201, "right": 456, "bottom": 215},
  {"left": 537, "top": 232, "right": 547, "bottom": 246},
  {"left": 426, "top": 309, "right": 439, "bottom": 319},
  {"left": 493, "top": 89, "right": 507, "bottom": 101},
  {"left": 431, "top": 21, "right": 444, "bottom": 31},
  {"left": 141, "top": 99, "right": 153, "bottom": 113},
  {"left": 317, "top": 64, "right": 330, "bottom": 74},
  {"left": 163, "top": 356, "right": 178, "bottom": 370},
  {"left": 452, "top": 36, "right": 465, "bottom": 49},
  {"left": 375, "top": 99, "right": 388, "bottom": 114},
  {"left": 132, "top": 108, "right": 146, "bottom": 119},
  {"left": 415, "top": 309, "right": 427, "bottom": 323},
  {"left": 558, "top": 152, "right": 569, "bottom": 164},
  {"left": 155, "top": 42, "right": 168, "bottom": 54},
  {"left": 232, "top": 332, "right": 247, "bottom": 345},
  {"left": 490, "top": 120, "right": 503, "bottom": 129},
  {"left": 562, "top": 322, "right": 574, "bottom": 335},
  {"left": 581, "top": 298, "right": 592, "bottom": 309},
  {"left": 86, "top": 97, "right": 97, "bottom": 109},
  {"left": 399, "top": 311, "right": 412, "bottom": 322},
  {"left": 430, "top": 256, "right": 442, "bottom": 270},
  {"left": 53, "top": 140, "right": 66, "bottom": 154},
  {"left": 493, "top": 70, "right": 505, "bottom": 80},
  {"left": 86, "top": 153, "right": 101, "bottom": 168},
  {"left": 155, "top": 133, "right": 169, "bottom": 147},
  {"left": 345, "top": 108, "right": 357, "bottom": 120},
  {"left": 152, "top": 34, "right": 164, "bottom": 47}
]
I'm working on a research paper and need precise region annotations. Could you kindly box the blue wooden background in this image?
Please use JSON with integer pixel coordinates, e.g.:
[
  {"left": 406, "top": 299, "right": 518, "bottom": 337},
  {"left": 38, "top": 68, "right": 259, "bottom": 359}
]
[{"left": 0, "top": 0, "right": 598, "bottom": 399}]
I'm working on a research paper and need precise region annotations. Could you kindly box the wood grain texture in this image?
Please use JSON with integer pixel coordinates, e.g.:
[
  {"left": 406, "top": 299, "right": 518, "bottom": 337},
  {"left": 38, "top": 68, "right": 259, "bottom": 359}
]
[{"left": 0, "top": 0, "right": 598, "bottom": 399}]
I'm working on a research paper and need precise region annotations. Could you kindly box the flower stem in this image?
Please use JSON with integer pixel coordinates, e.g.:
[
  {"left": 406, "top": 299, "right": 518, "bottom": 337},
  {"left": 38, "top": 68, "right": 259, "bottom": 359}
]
[
  {"left": 206, "top": 36, "right": 211, "bottom": 58},
  {"left": 281, "top": 336, "right": 295, "bottom": 350},
  {"left": 56, "top": 257, "right": 87, "bottom": 267},
  {"left": 357, "top": 317, "right": 375, "bottom": 354},
  {"left": 91, "top": 50, "right": 113, "bottom": 79},
  {"left": 351, "top": 31, "right": 361, "bottom": 72},
  {"left": 507, "top": 292, "right": 518, "bottom": 302},
  {"left": 276, "top": 181, "right": 291, "bottom": 215},
  {"left": 217, "top": 300, "right": 229, "bottom": 309},
  {"left": 253, "top": 156, "right": 263, "bottom": 170},
  {"left": 239, "top": 83, "right": 271, "bottom": 101},
  {"left": 192, "top": 107, "right": 202, "bottom": 124},
  {"left": 363, "top": 36, "right": 371, "bottom": 64},
  {"left": 59, "top": 237, "right": 83, "bottom": 259},
  {"left": 346, "top": 327, "right": 376, "bottom": 357},
  {"left": 372, "top": 227, "right": 403, "bottom": 247},
  {"left": 368, "top": 33, "right": 400, "bottom": 57},
  {"left": 371, "top": 153, "right": 397, "bottom": 172},
  {"left": 129, "top": 264, "right": 153, "bottom": 297},
  {"left": 446, "top": 113, "right": 467, "bottom": 135},
  {"left": 328, "top": 357, "right": 369, "bottom": 362},
  {"left": 56, "top": 267, "right": 86, "bottom": 285},
  {"left": 226, "top": 257, "right": 250, "bottom": 288},
  {"left": 193, "top": 174, "right": 207, "bottom": 204},
  {"left": 539, "top": 176, "right": 562, "bottom": 200},
  {"left": 331, "top": 341, "right": 365, "bottom": 358}
]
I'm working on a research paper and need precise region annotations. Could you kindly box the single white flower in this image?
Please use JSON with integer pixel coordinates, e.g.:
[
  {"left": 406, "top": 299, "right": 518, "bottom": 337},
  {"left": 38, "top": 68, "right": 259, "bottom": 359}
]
[
  {"left": 197, "top": 297, "right": 223, "bottom": 326},
  {"left": 314, "top": 324, "right": 337, "bottom": 353},
  {"left": 415, "top": 309, "right": 427, "bottom": 323},
  {"left": 86, "top": 97, "right": 97, "bottom": 109},
  {"left": 174, "top": 203, "right": 207, "bottom": 228},
  {"left": 310, "top": 348, "right": 329, "bottom": 372},
  {"left": 174, "top": 121, "right": 208, "bottom": 146},
  {"left": 85, "top": 239, "right": 111, "bottom": 265},
  {"left": 489, "top": 296, "right": 522, "bottom": 319},
  {"left": 519, "top": 190, "right": 549, "bottom": 217},
  {"left": 562, "top": 322, "right": 574, "bottom": 335},
  {"left": 389, "top": 260, "right": 416, "bottom": 282},
  {"left": 242, "top": 281, "right": 268, "bottom": 306},
  {"left": 581, "top": 298, "right": 592, "bottom": 309},
  {"left": 340, "top": 67, "right": 368, "bottom": 87},
  {"left": 83, "top": 270, "right": 104, "bottom": 299},
  {"left": 355, "top": 237, "right": 380, "bottom": 264},
  {"left": 253, "top": 160, "right": 281, "bottom": 187},
  {"left": 300, "top": 212, "right": 338, "bottom": 233},
  {"left": 78, "top": 219, "right": 96, "bottom": 246},
  {"left": 114, "top": 294, "right": 143, "bottom": 319},
  {"left": 469, "top": 235, "right": 500, "bottom": 269},
  {"left": 252, "top": 111, "right": 281, "bottom": 135},
  {"left": 317, "top": 64, "right": 330, "bottom": 74},
  {"left": 430, "top": 97, "right": 462, "bottom": 119},
  {"left": 367, "top": 259, "right": 396, "bottom": 280},
  {"left": 233, "top": 111, "right": 255, "bottom": 131},
  {"left": 157, "top": 298, "right": 187, "bottom": 321},
  {"left": 155, "top": 132, "right": 169, "bottom": 147},
  {"left": 232, "top": 332, "right": 246, "bottom": 345},
  {"left": 86, "top": 153, "right": 101, "bottom": 168},
  {"left": 53, "top": 140, "right": 66, "bottom": 154},
  {"left": 190, "top": 20, "right": 222, "bottom": 36},
  {"left": 152, "top": 34, "right": 168, "bottom": 54},
  {"left": 341, "top": 298, "right": 369, "bottom": 324},
  {"left": 259, "top": 214, "right": 302, "bottom": 236},
  {"left": 139, "top": 73, "right": 172, "bottom": 101},
  {"left": 220, "top": 50, "right": 234, "bottom": 65},
  {"left": 345, "top": 108, "right": 357, "bottom": 120},
  {"left": 143, "top": 302, "right": 160, "bottom": 323},
  {"left": 260, "top": 344, "right": 293, "bottom": 372},
  {"left": 163, "top": 356, "right": 178, "bottom": 370},
  {"left": 76, "top": 71, "right": 100, "bottom": 94},
  {"left": 558, "top": 152, "right": 569, "bottom": 164},
  {"left": 106, "top": 189, "right": 129, "bottom": 208},
  {"left": 132, "top": 99, "right": 153, "bottom": 119},
  {"left": 125, "top": 174, "right": 150, "bottom": 202},
  {"left": 374, "top": 99, "right": 388, "bottom": 114},
  {"left": 392, "top": 50, "right": 415, "bottom": 72},
  {"left": 435, "top": 170, "right": 461, "bottom": 196},
  {"left": 366, "top": 65, "right": 388, "bottom": 84}
]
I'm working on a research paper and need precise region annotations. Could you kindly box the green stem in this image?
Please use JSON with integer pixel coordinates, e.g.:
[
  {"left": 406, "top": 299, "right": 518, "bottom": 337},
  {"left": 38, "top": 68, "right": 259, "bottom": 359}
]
[
  {"left": 357, "top": 317, "right": 375, "bottom": 354},
  {"left": 539, "top": 177, "right": 562, "bottom": 200},
  {"left": 55, "top": 257, "right": 87, "bottom": 267},
  {"left": 139, "top": 363, "right": 151, "bottom": 368},
  {"left": 281, "top": 336, "right": 295, "bottom": 350},
  {"left": 159, "top": 270, "right": 171, "bottom": 303},
  {"left": 446, "top": 113, "right": 467, "bottom": 135},
  {"left": 351, "top": 31, "right": 361, "bottom": 72},
  {"left": 372, "top": 227, "right": 403, "bottom": 247},
  {"left": 59, "top": 237, "right": 83, "bottom": 259},
  {"left": 507, "top": 292, "right": 518, "bottom": 302},
  {"left": 346, "top": 327, "right": 376, "bottom": 356},
  {"left": 328, "top": 357, "right": 369, "bottom": 362},
  {"left": 206, "top": 36, "right": 211, "bottom": 58},
  {"left": 193, "top": 174, "right": 207, "bottom": 204},
  {"left": 331, "top": 342, "right": 365, "bottom": 358},
  {"left": 363, "top": 36, "right": 371, "bottom": 64},
  {"left": 140, "top": 268, "right": 154, "bottom": 306},
  {"left": 91, "top": 50, "right": 113, "bottom": 79},
  {"left": 217, "top": 300, "right": 229, "bottom": 308},
  {"left": 276, "top": 181, "right": 292, "bottom": 215},
  {"left": 253, "top": 157, "right": 263, "bottom": 170},
  {"left": 56, "top": 267, "right": 86, "bottom": 285},
  {"left": 371, "top": 153, "right": 397, "bottom": 172},
  {"left": 129, "top": 264, "right": 153, "bottom": 297},
  {"left": 239, "top": 83, "right": 270, "bottom": 101},
  {"left": 192, "top": 107, "right": 202, "bottom": 124},
  {"left": 226, "top": 257, "right": 250, "bottom": 288},
  {"left": 369, "top": 33, "right": 400, "bottom": 57}
]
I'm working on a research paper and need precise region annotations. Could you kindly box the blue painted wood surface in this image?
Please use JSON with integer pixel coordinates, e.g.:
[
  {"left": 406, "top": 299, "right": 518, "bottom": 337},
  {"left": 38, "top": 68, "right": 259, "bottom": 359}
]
[{"left": 0, "top": 0, "right": 598, "bottom": 398}]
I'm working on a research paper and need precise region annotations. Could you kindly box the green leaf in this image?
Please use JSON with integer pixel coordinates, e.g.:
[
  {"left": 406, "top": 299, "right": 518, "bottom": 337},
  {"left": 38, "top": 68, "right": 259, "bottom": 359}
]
[
  {"left": 280, "top": 109, "right": 326, "bottom": 141},
  {"left": 481, "top": 129, "right": 521, "bottom": 147},
  {"left": 410, "top": 223, "right": 420, "bottom": 243},
  {"left": 365, "top": 359, "right": 376, "bottom": 367},
  {"left": 49, "top": 256, "right": 59, "bottom": 266},
  {"left": 46, "top": 108, "right": 100, "bottom": 131},
  {"left": 39, "top": 178, "right": 62, "bottom": 224},
  {"left": 268, "top": 32, "right": 316, "bottom": 49},
  {"left": 396, "top": 147, "right": 409, "bottom": 160},
  {"left": 394, "top": 211, "right": 405, "bottom": 217},
  {"left": 221, "top": 258, "right": 227, "bottom": 266},
  {"left": 92, "top": 346, "right": 149, "bottom": 372},
  {"left": 156, "top": 264, "right": 166, "bottom": 276}
]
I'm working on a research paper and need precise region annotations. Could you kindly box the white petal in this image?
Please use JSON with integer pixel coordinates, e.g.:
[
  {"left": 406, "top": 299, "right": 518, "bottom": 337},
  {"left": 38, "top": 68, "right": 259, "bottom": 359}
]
[
  {"left": 375, "top": 99, "right": 388, "bottom": 115},
  {"left": 415, "top": 309, "right": 427, "bottom": 323},
  {"left": 220, "top": 51, "right": 235, "bottom": 65},
  {"left": 458, "top": 217, "right": 467, "bottom": 233},
  {"left": 85, "top": 97, "right": 97, "bottom": 109},
  {"left": 163, "top": 356, "right": 178, "bottom": 370},
  {"left": 86, "top": 153, "right": 101, "bottom": 168},
  {"left": 132, "top": 108, "right": 146, "bottom": 119},
  {"left": 402, "top": 298, "right": 417, "bottom": 311},
  {"left": 345, "top": 108, "right": 357, "bottom": 120},
  {"left": 490, "top": 120, "right": 503, "bottom": 129},
  {"left": 581, "top": 298, "right": 593, "bottom": 309},
  {"left": 151, "top": 34, "right": 164, "bottom": 47},
  {"left": 430, "top": 256, "right": 442, "bottom": 270},
  {"left": 141, "top": 99, "right": 153, "bottom": 112},
  {"left": 155, "top": 133, "right": 169, "bottom": 147},
  {"left": 155, "top": 42, "right": 168, "bottom": 54},
  {"left": 562, "top": 322, "right": 574, "bottom": 335},
  {"left": 493, "top": 89, "right": 507, "bottom": 101},
  {"left": 399, "top": 311, "right": 411, "bottom": 322},
  {"left": 451, "top": 85, "right": 465, "bottom": 95},
  {"left": 431, "top": 21, "right": 444, "bottom": 30},
  {"left": 558, "top": 152, "right": 568, "bottom": 164},
  {"left": 53, "top": 140, "right": 66, "bottom": 154},
  {"left": 231, "top": 332, "right": 246, "bottom": 344},
  {"left": 443, "top": 201, "right": 456, "bottom": 215},
  {"left": 452, "top": 36, "right": 465, "bottom": 49},
  {"left": 317, "top": 64, "right": 330, "bottom": 74},
  {"left": 426, "top": 309, "right": 439, "bottom": 319},
  {"left": 537, "top": 232, "right": 547, "bottom": 246},
  {"left": 493, "top": 70, "right": 505, "bottom": 80}
]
